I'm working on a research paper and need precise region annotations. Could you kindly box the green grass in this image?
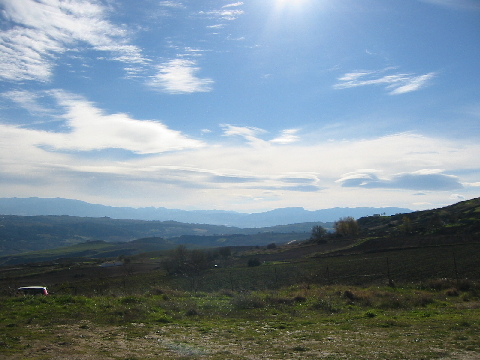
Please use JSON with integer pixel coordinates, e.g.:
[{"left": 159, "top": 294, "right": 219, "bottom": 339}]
[{"left": 1, "top": 284, "right": 480, "bottom": 359}]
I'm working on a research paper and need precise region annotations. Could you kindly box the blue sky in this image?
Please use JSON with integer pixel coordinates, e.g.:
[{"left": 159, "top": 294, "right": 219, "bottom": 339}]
[{"left": 0, "top": 0, "right": 479, "bottom": 212}]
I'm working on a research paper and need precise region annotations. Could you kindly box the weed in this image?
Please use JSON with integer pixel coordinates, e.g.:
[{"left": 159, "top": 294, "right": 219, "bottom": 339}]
[
  {"left": 292, "top": 345, "right": 309, "bottom": 352},
  {"left": 185, "top": 308, "right": 199, "bottom": 316},
  {"left": 312, "top": 299, "right": 341, "bottom": 313},
  {"left": 155, "top": 316, "right": 172, "bottom": 323},
  {"left": 230, "top": 293, "right": 265, "bottom": 309},
  {"left": 445, "top": 288, "right": 460, "bottom": 297}
]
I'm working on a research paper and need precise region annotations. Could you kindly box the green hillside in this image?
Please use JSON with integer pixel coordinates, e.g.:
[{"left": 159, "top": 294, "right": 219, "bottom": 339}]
[{"left": 0, "top": 215, "right": 329, "bottom": 259}]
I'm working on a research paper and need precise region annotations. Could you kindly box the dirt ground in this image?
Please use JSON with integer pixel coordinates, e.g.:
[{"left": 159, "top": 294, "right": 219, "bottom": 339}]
[{"left": 3, "top": 320, "right": 480, "bottom": 360}]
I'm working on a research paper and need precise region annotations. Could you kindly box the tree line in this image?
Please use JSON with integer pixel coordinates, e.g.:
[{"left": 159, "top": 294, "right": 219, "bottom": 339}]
[{"left": 309, "top": 216, "right": 359, "bottom": 242}]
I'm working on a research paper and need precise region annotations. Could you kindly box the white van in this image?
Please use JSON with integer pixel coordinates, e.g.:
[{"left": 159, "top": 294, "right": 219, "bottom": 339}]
[{"left": 17, "top": 286, "right": 48, "bottom": 296}]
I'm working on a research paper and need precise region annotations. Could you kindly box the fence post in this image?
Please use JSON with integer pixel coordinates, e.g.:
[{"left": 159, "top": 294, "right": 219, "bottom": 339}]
[
  {"left": 387, "top": 257, "right": 395, "bottom": 287},
  {"left": 229, "top": 271, "right": 234, "bottom": 292},
  {"left": 452, "top": 252, "right": 459, "bottom": 286},
  {"left": 274, "top": 267, "right": 279, "bottom": 288}
]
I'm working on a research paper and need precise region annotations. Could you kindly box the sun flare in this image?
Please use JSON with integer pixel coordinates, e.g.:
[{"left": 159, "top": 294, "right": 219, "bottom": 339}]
[
  {"left": 275, "top": 0, "right": 309, "bottom": 9},
  {"left": 278, "top": 0, "right": 308, "bottom": 3}
]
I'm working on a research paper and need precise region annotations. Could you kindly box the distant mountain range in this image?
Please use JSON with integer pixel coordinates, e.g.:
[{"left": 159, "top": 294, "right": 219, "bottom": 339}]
[{"left": 0, "top": 197, "right": 411, "bottom": 228}]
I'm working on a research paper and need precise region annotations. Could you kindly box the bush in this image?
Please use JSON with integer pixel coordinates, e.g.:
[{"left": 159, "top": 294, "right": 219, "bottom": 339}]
[
  {"left": 265, "top": 296, "right": 294, "bottom": 305},
  {"left": 230, "top": 293, "right": 265, "bottom": 309},
  {"left": 248, "top": 258, "right": 261, "bottom": 267},
  {"left": 186, "top": 308, "right": 199, "bottom": 316},
  {"left": 445, "top": 288, "right": 459, "bottom": 297},
  {"left": 312, "top": 299, "right": 340, "bottom": 313},
  {"left": 310, "top": 225, "right": 327, "bottom": 243},
  {"left": 424, "top": 278, "right": 456, "bottom": 291}
]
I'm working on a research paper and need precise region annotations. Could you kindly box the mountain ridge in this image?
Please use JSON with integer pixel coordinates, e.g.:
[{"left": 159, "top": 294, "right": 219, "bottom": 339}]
[{"left": 0, "top": 197, "right": 411, "bottom": 228}]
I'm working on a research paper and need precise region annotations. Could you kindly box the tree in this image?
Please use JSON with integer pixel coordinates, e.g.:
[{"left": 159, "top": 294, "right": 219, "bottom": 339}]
[
  {"left": 310, "top": 225, "right": 327, "bottom": 243},
  {"left": 219, "top": 247, "right": 231, "bottom": 258},
  {"left": 400, "top": 216, "right": 413, "bottom": 235},
  {"left": 188, "top": 249, "right": 210, "bottom": 274},
  {"left": 248, "top": 258, "right": 261, "bottom": 267},
  {"left": 334, "top": 216, "right": 359, "bottom": 237}
]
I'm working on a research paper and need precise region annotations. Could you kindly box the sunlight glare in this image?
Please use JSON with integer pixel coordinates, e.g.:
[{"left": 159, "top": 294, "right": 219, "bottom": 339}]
[{"left": 275, "top": 0, "right": 310, "bottom": 11}]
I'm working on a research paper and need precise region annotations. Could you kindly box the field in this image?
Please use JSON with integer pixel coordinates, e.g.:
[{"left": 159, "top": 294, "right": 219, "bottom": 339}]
[
  {"left": 1, "top": 240, "right": 480, "bottom": 359},
  {"left": 1, "top": 198, "right": 480, "bottom": 359},
  {"left": 1, "top": 283, "right": 480, "bottom": 359}
]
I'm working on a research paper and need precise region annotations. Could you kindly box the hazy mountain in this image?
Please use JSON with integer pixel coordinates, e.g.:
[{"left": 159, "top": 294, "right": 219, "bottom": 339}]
[{"left": 0, "top": 197, "right": 411, "bottom": 228}]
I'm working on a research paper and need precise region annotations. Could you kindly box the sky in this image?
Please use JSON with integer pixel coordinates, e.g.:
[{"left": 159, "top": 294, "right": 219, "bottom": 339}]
[{"left": 0, "top": 0, "right": 479, "bottom": 213}]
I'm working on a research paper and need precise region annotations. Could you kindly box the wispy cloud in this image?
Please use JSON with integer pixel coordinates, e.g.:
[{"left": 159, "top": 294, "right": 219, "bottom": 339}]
[
  {"left": 221, "top": 125, "right": 301, "bottom": 146},
  {"left": 148, "top": 59, "right": 214, "bottom": 94},
  {"left": 221, "top": 124, "right": 268, "bottom": 147},
  {"left": 0, "top": 0, "right": 146, "bottom": 82},
  {"left": 159, "top": 1, "right": 186, "bottom": 8},
  {"left": 420, "top": 0, "right": 480, "bottom": 11},
  {"left": 336, "top": 169, "right": 463, "bottom": 191},
  {"left": 0, "top": 115, "right": 478, "bottom": 210},
  {"left": 2, "top": 90, "right": 54, "bottom": 116},
  {"left": 207, "top": 24, "right": 225, "bottom": 29},
  {"left": 334, "top": 68, "right": 436, "bottom": 95},
  {"left": 223, "top": 2, "right": 244, "bottom": 8},
  {"left": 2, "top": 90, "right": 205, "bottom": 154},
  {"left": 450, "top": 193, "right": 466, "bottom": 200},
  {"left": 271, "top": 129, "right": 300, "bottom": 144},
  {"left": 198, "top": 9, "right": 245, "bottom": 21}
]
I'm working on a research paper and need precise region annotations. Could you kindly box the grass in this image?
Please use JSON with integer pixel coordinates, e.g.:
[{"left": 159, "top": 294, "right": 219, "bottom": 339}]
[
  {"left": 1, "top": 227, "right": 479, "bottom": 358},
  {"left": 1, "top": 283, "right": 480, "bottom": 359}
]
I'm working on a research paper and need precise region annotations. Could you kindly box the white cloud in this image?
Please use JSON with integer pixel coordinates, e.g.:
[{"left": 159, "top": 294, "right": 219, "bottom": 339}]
[
  {"left": 0, "top": 0, "right": 146, "bottom": 82},
  {"left": 221, "top": 125, "right": 301, "bottom": 146},
  {"left": 1, "top": 90, "right": 205, "bottom": 154},
  {"left": 159, "top": 1, "right": 186, "bottom": 8},
  {"left": 223, "top": 2, "right": 244, "bottom": 8},
  {"left": 270, "top": 129, "right": 300, "bottom": 144},
  {"left": 389, "top": 73, "right": 436, "bottom": 95},
  {"left": 198, "top": 9, "right": 245, "bottom": 21},
  {"left": 148, "top": 59, "right": 214, "bottom": 94},
  {"left": 221, "top": 124, "right": 269, "bottom": 147},
  {"left": 420, "top": 0, "right": 480, "bottom": 10},
  {"left": 0, "top": 115, "right": 479, "bottom": 211},
  {"left": 336, "top": 169, "right": 463, "bottom": 191},
  {"left": 2, "top": 90, "right": 54, "bottom": 116},
  {"left": 334, "top": 68, "right": 436, "bottom": 95},
  {"left": 207, "top": 24, "right": 225, "bottom": 29}
]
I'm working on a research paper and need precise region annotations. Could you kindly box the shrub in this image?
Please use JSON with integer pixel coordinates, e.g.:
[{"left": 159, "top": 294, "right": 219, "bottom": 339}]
[
  {"left": 219, "top": 289, "right": 235, "bottom": 297},
  {"left": 266, "top": 296, "right": 293, "bottom": 305},
  {"left": 120, "top": 296, "right": 140, "bottom": 304},
  {"left": 248, "top": 258, "right": 261, "bottom": 267},
  {"left": 445, "top": 288, "right": 459, "bottom": 297},
  {"left": 292, "top": 346, "right": 308, "bottom": 352},
  {"left": 312, "top": 299, "right": 340, "bottom": 313},
  {"left": 425, "top": 278, "right": 456, "bottom": 291},
  {"left": 310, "top": 225, "right": 327, "bottom": 243},
  {"left": 230, "top": 293, "right": 265, "bottom": 309},
  {"left": 343, "top": 290, "right": 356, "bottom": 301},
  {"left": 185, "top": 308, "right": 199, "bottom": 316},
  {"left": 293, "top": 296, "right": 307, "bottom": 303},
  {"left": 412, "top": 292, "right": 434, "bottom": 307}
]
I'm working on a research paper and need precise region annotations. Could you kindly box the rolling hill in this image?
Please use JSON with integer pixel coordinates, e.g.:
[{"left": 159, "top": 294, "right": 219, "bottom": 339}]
[{"left": 0, "top": 197, "right": 410, "bottom": 227}]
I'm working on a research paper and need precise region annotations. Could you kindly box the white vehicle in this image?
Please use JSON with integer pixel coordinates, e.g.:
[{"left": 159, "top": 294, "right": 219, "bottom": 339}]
[{"left": 17, "top": 286, "right": 48, "bottom": 296}]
